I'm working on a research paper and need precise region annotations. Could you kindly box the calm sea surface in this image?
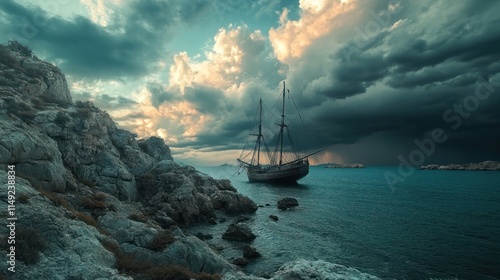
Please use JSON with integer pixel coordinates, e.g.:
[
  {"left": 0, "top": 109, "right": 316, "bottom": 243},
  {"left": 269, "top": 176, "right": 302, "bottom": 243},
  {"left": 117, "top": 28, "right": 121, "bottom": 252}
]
[{"left": 194, "top": 166, "right": 500, "bottom": 280}]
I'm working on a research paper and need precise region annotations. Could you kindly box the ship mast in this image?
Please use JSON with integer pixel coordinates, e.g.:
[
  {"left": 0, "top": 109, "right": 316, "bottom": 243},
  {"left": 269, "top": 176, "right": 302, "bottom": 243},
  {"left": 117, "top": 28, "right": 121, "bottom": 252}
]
[
  {"left": 279, "top": 81, "right": 286, "bottom": 166},
  {"left": 257, "top": 98, "right": 262, "bottom": 166}
]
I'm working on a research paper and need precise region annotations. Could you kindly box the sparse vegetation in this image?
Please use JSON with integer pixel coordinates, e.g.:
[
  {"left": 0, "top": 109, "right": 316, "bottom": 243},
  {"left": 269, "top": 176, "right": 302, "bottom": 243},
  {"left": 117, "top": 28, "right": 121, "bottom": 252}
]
[
  {"left": 112, "top": 251, "right": 220, "bottom": 280},
  {"left": 4, "top": 97, "right": 36, "bottom": 123},
  {"left": 149, "top": 230, "right": 176, "bottom": 252},
  {"left": 79, "top": 178, "right": 96, "bottom": 188},
  {"left": 18, "top": 193, "right": 31, "bottom": 203},
  {"left": 7, "top": 40, "right": 33, "bottom": 57},
  {"left": 129, "top": 212, "right": 149, "bottom": 223},
  {"left": 81, "top": 196, "right": 108, "bottom": 211},
  {"left": 81, "top": 192, "right": 114, "bottom": 218}
]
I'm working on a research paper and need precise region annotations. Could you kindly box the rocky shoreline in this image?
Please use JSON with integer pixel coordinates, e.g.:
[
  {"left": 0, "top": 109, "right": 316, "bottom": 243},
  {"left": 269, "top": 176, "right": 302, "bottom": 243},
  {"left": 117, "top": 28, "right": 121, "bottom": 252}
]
[
  {"left": 0, "top": 42, "right": 380, "bottom": 279},
  {"left": 420, "top": 161, "right": 500, "bottom": 171}
]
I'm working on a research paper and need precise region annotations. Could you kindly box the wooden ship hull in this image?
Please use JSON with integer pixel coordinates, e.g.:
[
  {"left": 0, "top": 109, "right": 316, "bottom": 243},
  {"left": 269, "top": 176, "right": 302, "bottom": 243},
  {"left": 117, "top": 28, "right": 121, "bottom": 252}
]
[{"left": 245, "top": 160, "right": 309, "bottom": 183}]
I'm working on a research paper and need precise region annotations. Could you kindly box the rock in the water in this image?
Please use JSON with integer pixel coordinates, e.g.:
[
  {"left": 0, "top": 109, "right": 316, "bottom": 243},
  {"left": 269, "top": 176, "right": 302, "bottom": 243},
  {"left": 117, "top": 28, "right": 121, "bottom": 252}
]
[
  {"left": 269, "top": 215, "right": 279, "bottom": 221},
  {"left": 420, "top": 161, "right": 500, "bottom": 171},
  {"left": 277, "top": 197, "right": 299, "bottom": 210},
  {"left": 243, "top": 245, "right": 261, "bottom": 259},
  {"left": 232, "top": 257, "right": 250, "bottom": 267},
  {"left": 222, "top": 223, "right": 256, "bottom": 242}
]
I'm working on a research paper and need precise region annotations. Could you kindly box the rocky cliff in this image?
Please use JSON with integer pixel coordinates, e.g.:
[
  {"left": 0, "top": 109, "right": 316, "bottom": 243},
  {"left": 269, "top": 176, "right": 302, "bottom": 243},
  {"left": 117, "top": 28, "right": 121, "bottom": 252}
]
[{"left": 0, "top": 42, "right": 257, "bottom": 279}]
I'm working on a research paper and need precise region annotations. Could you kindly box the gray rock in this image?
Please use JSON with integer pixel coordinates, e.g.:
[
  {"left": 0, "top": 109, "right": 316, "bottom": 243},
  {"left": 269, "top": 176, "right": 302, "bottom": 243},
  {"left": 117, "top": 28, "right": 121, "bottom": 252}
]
[
  {"left": 137, "top": 162, "right": 256, "bottom": 225},
  {"left": 109, "top": 129, "right": 156, "bottom": 176},
  {"left": 277, "top": 197, "right": 299, "bottom": 210},
  {"left": 271, "top": 259, "right": 380, "bottom": 280},
  {"left": 222, "top": 223, "right": 256, "bottom": 242},
  {"left": 98, "top": 213, "right": 158, "bottom": 248},
  {"left": 420, "top": 161, "right": 500, "bottom": 171},
  {"left": 243, "top": 245, "right": 261, "bottom": 259},
  {"left": 0, "top": 171, "right": 123, "bottom": 280},
  {"left": 12, "top": 51, "right": 72, "bottom": 105},
  {"left": 0, "top": 120, "right": 66, "bottom": 192},
  {"left": 232, "top": 257, "right": 249, "bottom": 266},
  {"left": 120, "top": 235, "right": 234, "bottom": 274},
  {"left": 138, "top": 136, "right": 173, "bottom": 161}
]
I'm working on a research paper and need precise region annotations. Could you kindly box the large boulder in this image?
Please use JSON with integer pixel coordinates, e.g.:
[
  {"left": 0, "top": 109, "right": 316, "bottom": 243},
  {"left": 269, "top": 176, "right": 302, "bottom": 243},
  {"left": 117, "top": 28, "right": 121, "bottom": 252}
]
[
  {"left": 120, "top": 228, "right": 234, "bottom": 274},
  {"left": 109, "top": 129, "right": 156, "bottom": 176},
  {"left": 1, "top": 43, "right": 72, "bottom": 105},
  {"left": 222, "top": 223, "right": 256, "bottom": 242},
  {"left": 0, "top": 120, "right": 67, "bottom": 192}
]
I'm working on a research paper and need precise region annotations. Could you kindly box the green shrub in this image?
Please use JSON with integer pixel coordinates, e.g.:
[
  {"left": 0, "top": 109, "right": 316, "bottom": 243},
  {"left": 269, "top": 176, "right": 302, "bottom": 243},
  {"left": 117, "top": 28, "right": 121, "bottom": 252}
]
[{"left": 7, "top": 41, "right": 33, "bottom": 57}]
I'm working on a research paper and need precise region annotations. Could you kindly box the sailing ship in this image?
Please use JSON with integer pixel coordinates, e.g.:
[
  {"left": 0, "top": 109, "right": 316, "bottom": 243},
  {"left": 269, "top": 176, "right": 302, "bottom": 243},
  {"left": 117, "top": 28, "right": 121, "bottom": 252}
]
[{"left": 237, "top": 81, "right": 323, "bottom": 183}]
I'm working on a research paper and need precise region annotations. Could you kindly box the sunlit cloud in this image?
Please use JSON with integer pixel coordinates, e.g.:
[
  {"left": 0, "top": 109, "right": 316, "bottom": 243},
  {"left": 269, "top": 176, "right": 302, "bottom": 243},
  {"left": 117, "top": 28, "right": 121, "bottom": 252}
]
[
  {"left": 80, "top": 0, "right": 122, "bottom": 27},
  {"left": 169, "top": 25, "right": 267, "bottom": 92},
  {"left": 269, "top": 0, "right": 356, "bottom": 62}
]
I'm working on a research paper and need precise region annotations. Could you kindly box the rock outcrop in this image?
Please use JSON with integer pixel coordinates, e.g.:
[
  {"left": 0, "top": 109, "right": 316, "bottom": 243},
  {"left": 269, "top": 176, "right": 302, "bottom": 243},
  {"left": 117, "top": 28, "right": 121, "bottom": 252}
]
[
  {"left": 222, "top": 259, "right": 380, "bottom": 280},
  {"left": 420, "top": 161, "right": 500, "bottom": 171},
  {"left": 0, "top": 42, "right": 257, "bottom": 279}
]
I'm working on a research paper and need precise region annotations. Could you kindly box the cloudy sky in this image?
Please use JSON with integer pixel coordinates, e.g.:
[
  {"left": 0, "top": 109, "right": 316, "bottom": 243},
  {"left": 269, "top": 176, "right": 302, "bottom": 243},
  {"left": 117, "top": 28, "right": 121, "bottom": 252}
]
[{"left": 1, "top": 0, "right": 500, "bottom": 166}]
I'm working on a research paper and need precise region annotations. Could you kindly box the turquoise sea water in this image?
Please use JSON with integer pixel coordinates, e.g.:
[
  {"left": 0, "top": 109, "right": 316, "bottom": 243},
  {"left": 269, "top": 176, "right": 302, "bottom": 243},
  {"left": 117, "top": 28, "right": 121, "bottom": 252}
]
[{"left": 195, "top": 166, "right": 500, "bottom": 279}]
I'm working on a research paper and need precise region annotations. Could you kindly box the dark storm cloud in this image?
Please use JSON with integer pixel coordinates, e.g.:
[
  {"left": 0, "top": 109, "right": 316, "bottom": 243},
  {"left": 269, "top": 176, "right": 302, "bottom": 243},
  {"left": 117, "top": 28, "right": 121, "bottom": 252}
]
[
  {"left": 0, "top": 0, "right": 213, "bottom": 79},
  {"left": 147, "top": 82, "right": 179, "bottom": 108},
  {"left": 184, "top": 85, "right": 228, "bottom": 114},
  {"left": 270, "top": 0, "right": 500, "bottom": 164},
  {"left": 73, "top": 92, "right": 138, "bottom": 109}
]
